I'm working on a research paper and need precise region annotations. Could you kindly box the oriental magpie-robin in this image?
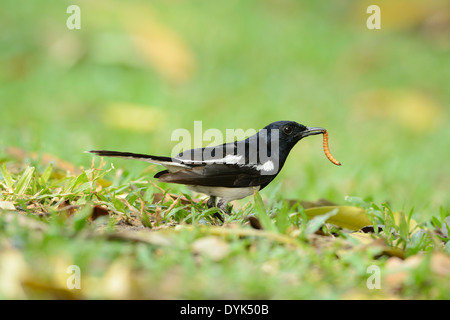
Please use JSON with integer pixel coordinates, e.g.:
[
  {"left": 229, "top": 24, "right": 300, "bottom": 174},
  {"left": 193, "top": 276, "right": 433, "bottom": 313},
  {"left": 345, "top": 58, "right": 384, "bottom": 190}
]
[{"left": 88, "top": 121, "right": 327, "bottom": 213}]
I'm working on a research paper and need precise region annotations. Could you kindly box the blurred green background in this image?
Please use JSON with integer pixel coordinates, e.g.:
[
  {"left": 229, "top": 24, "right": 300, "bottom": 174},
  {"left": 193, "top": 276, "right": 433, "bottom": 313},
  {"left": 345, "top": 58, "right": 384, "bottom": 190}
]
[{"left": 1, "top": 0, "right": 449, "bottom": 218}]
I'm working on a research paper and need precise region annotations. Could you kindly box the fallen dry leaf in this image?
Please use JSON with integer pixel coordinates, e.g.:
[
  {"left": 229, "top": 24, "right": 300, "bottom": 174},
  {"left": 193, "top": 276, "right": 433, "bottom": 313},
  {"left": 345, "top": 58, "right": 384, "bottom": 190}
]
[
  {"left": 304, "top": 206, "right": 372, "bottom": 231},
  {"left": 91, "top": 205, "right": 109, "bottom": 221},
  {"left": 21, "top": 279, "right": 81, "bottom": 300},
  {"left": 348, "top": 235, "right": 405, "bottom": 259},
  {"left": 58, "top": 200, "right": 77, "bottom": 216},
  {"left": 0, "top": 201, "right": 16, "bottom": 211},
  {"left": 191, "top": 236, "right": 230, "bottom": 261},
  {"left": 248, "top": 215, "right": 263, "bottom": 230},
  {"left": 286, "top": 198, "right": 337, "bottom": 209}
]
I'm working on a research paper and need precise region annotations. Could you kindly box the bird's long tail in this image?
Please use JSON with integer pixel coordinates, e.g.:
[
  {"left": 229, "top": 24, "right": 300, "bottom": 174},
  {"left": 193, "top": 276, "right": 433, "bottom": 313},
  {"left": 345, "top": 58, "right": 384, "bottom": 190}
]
[{"left": 87, "top": 150, "right": 174, "bottom": 163}]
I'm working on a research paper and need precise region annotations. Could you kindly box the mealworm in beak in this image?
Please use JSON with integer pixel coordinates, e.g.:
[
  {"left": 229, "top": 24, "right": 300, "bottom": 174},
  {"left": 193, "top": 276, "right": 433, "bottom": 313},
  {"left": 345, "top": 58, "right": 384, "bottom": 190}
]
[{"left": 322, "top": 131, "right": 341, "bottom": 166}]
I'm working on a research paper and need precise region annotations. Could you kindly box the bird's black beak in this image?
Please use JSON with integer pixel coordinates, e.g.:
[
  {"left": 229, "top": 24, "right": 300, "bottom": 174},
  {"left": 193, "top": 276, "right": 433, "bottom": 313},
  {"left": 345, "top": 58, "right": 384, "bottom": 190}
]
[{"left": 298, "top": 127, "right": 326, "bottom": 138}]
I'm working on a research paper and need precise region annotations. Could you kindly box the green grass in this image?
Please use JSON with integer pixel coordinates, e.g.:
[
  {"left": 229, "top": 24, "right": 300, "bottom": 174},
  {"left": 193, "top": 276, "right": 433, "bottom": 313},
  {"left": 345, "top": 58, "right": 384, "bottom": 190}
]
[
  {"left": 0, "top": 160, "right": 449, "bottom": 299},
  {"left": 0, "top": 0, "right": 449, "bottom": 299}
]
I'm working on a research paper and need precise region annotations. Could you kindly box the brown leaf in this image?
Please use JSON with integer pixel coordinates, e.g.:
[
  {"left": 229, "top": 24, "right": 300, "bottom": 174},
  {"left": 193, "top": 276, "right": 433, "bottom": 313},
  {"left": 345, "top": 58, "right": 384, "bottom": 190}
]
[
  {"left": 91, "top": 206, "right": 109, "bottom": 221},
  {"left": 57, "top": 200, "right": 77, "bottom": 216},
  {"left": 248, "top": 216, "right": 263, "bottom": 230}
]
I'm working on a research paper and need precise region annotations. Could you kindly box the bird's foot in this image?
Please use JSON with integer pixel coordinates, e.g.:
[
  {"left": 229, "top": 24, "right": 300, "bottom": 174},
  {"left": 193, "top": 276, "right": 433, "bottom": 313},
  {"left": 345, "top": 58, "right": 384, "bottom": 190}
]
[
  {"left": 206, "top": 196, "right": 223, "bottom": 222},
  {"left": 206, "top": 196, "right": 216, "bottom": 209},
  {"left": 205, "top": 197, "right": 231, "bottom": 222},
  {"left": 217, "top": 199, "right": 232, "bottom": 215}
]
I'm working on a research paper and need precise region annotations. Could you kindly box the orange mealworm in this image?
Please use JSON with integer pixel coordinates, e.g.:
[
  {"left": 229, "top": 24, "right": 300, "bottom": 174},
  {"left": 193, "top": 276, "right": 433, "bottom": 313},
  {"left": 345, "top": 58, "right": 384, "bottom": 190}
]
[{"left": 322, "top": 131, "right": 341, "bottom": 166}]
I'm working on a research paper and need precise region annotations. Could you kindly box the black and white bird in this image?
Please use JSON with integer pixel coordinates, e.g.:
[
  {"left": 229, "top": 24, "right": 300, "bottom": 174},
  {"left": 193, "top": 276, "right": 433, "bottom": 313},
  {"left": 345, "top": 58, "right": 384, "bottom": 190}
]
[{"left": 88, "top": 121, "right": 326, "bottom": 213}]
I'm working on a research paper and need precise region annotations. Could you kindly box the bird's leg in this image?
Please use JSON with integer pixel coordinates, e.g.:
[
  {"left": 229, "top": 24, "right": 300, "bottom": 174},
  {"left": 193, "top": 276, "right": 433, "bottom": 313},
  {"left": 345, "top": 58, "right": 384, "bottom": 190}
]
[
  {"left": 217, "top": 199, "right": 232, "bottom": 215},
  {"left": 206, "top": 196, "right": 216, "bottom": 209},
  {"left": 206, "top": 196, "right": 224, "bottom": 222}
]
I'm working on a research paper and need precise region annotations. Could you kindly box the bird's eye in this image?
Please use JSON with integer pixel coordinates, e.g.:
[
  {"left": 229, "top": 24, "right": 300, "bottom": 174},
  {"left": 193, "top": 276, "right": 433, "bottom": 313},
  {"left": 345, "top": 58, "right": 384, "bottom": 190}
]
[{"left": 282, "top": 125, "right": 293, "bottom": 135}]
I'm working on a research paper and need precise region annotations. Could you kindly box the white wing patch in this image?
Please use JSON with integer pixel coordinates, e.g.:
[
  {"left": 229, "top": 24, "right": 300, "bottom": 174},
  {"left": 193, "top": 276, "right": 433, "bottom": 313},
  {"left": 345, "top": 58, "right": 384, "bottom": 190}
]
[
  {"left": 256, "top": 160, "right": 275, "bottom": 172},
  {"left": 217, "top": 154, "right": 243, "bottom": 165},
  {"left": 178, "top": 154, "right": 243, "bottom": 165}
]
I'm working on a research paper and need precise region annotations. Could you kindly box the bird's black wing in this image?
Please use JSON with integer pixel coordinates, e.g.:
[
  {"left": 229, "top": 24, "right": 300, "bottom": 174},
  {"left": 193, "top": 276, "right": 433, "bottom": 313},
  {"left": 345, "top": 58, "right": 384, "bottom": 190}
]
[{"left": 156, "top": 163, "right": 276, "bottom": 189}]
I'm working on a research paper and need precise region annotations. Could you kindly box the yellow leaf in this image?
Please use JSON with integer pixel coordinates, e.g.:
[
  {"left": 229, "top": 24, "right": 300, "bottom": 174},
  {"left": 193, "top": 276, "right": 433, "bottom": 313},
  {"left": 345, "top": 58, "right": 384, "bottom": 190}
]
[
  {"left": 392, "top": 211, "right": 419, "bottom": 234},
  {"left": 97, "top": 178, "right": 112, "bottom": 188},
  {"left": 347, "top": 231, "right": 374, "bottom": 244},
  {"left": 304, "top": 206, "right": 372, "bottom": 230},
  {"left": 346, "top": 235, "right": 405, "bottom": 258}
]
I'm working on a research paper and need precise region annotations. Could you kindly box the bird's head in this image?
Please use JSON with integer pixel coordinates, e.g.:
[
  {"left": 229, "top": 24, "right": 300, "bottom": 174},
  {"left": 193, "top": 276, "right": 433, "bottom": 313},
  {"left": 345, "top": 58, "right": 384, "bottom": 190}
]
[{"left": 263, "top": 121, "right": 325, "bottom": 148}]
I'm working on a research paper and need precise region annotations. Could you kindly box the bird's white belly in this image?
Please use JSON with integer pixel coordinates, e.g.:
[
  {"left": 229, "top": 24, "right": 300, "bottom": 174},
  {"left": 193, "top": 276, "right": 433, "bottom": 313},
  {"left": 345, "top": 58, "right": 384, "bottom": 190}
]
[{"left": 187, "top": 185, "right": 259, "bottom": 201}]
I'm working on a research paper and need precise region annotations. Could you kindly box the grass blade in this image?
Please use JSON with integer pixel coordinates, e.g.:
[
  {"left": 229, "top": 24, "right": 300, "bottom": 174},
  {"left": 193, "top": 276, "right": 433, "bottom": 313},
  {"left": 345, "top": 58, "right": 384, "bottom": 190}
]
[
  {"left": 39, "top": 163, "right": 54, "bottom": 186},
  {"left": 253, "top": 190, "right": 276, "bottom": 232},
  {"left": 1, "top": 164, "right": 14, "bottom": 192},
  {"left": 305, "top": 208, "right": 338, "bottom": 235},
  {"left": 15, "top": 166, "right": 35, "bottom": 196}
]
